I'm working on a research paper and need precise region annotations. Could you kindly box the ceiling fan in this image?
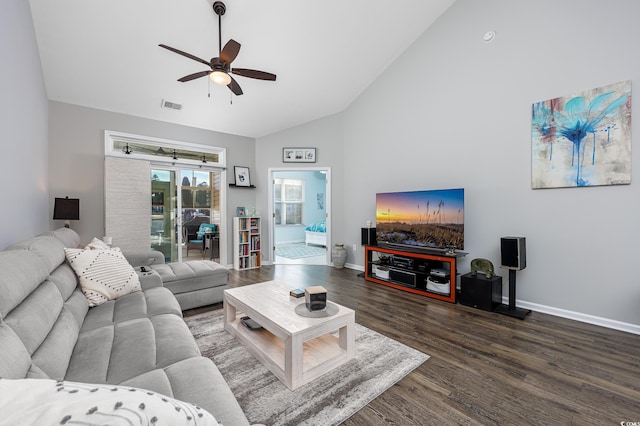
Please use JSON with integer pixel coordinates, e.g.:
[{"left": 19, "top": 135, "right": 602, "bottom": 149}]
[{"left": 159, "top": 1, "right": 276, "bottom": 96}]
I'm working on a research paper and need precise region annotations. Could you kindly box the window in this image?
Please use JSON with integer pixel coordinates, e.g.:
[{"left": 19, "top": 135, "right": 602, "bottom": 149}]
[
  {"left": 274, "top": 179, "right": 303, "bottom": 225},
  {"left": 181, "top": 170, "right": 211, "bottom": 209},
  {"left": 180, "top": 169, "right": 222, "bottom": 227},
  {"left": 105, "top": 130, "right": 226, "bottom": 168}
]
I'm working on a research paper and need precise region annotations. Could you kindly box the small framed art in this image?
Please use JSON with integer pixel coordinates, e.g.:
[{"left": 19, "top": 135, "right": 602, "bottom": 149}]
[
  {"left": 236, "top": 207, "right": 246, "bottom": 217},
  {"left": 283, "top": 147, "right": 316, "bottom": 163},
  {"left": 234, "top": 166, "right": 251, "bottom": 187}
]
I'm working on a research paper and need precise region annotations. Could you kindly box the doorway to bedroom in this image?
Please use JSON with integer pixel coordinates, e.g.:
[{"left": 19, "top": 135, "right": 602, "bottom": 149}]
[{"left": 269, "top": 168, "right": 330, "bottom": 265}]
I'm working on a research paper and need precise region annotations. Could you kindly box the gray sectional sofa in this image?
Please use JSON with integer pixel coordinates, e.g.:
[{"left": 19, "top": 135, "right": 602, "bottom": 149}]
[
  {"left": 0, "top": 228, "right": 249, "bottom": 425},
  {"left": 122, "top": 243, "right": 231, "bottom": 311}
]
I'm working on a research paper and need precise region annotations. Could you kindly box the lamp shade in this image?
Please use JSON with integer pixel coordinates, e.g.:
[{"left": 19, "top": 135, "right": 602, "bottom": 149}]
[{"left": 53, "top": 197, "right": 80, "bottom": 221}]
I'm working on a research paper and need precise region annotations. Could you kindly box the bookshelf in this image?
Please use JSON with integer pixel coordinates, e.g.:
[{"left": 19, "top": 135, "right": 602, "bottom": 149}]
[{"left": 233, "top": 216, "right": 261, "bottom": 271}]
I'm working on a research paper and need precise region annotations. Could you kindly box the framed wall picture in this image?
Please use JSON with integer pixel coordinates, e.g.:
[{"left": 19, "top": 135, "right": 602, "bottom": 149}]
[
  {"left": 234, "top": 166, "right": 251, "bottom": 187},
  {"left": 283, "top": 147, "right": 316, "bottom": 163},
  {"left": 236, "top": 207, "right": 246, "bottom": 217},
  {"left": 531, "top": 80, "right": 631, "bottom": 189}
]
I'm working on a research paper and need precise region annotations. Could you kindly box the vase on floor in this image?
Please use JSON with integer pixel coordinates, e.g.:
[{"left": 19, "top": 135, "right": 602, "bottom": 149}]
[{"left": 332, "top": 243, "right": 347, "bottom": 269}]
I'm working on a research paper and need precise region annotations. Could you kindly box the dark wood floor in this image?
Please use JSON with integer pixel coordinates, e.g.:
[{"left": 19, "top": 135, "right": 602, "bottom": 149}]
[{"left": 185, "top": 265, "right": 640, "bottom": 425}]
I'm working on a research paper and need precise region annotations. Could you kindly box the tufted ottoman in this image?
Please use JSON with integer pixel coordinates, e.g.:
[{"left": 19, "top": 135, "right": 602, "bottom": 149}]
[{"left": 150, "top": 260, "right": 230, "bottom": 310}]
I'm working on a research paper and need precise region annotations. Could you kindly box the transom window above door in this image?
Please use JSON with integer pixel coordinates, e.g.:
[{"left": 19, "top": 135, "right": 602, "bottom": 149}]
[{"left": 105, "top": 130, "right": 225, "bottom": 168}]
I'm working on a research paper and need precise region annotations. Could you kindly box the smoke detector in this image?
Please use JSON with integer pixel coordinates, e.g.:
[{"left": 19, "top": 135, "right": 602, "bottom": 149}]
[{"left": 483, "top": 31, "right": 496, "bottom": 43}]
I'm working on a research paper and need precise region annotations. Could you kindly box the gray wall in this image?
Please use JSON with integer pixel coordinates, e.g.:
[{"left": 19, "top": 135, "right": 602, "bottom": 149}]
[
  {"left": 0, "top": 0, "right": 49, "bottom": 249},
  {"left": 48, "top": 101, "right": 255, "bottom": 260},
  {"left": 260, "top": 0, "right": 640, "bottom": 329},
  {"left": 256, "top": 113, "right": 344, "bottom": 262}
]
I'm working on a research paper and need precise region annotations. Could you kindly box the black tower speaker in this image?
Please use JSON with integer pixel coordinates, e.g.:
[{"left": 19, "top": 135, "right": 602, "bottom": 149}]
[
  {"left": 358, "top": 227, "right": 377, "bottom": 278},
  {"left": 495, "top": 236, "right": 530, "bottom": 319},
  {"left": 500, "top": 237, "right": 526, "bottom": 270},
  {"left": 361, "top": 227, "right": 376, "bottom": 246}
]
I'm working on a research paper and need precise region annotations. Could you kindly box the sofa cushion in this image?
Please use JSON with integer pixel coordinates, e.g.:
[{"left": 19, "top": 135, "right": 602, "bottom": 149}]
[
  {"left": 29, "top": 303, "right": 83, "bottom": 379},
  {"left": 42, "top": 227, "right": 82, "bottom": 249},
  {"left": 8, "top": 235, "right": 66, "bottom": 273},
  {"left": 64, "top": 247, "right": 141, "bottom": 307},
  {"left": 81, "top": 287, "right": 182, "bottom": 332},
  {"left": 0, "top": 250, "right": 50, "bottom": 319},
  {"left": 0, "top": 378, "right": 220, "bottom": 426},
  {"left": 0, "top": 323, "right": 33, "bottom": 379},
  {"left": 151, "top": 260, "right": 229, "bottom": 295},
  {"left": 5, "top": 280, "right": 63, "bottom": 355},
  {"left": 48, "top": 263, "right": 82, "bottom": 302},
  {"left": 65, "top": 314, "right": 201, "bottom": 385},
  {"left": 0, "top": 246, "right": 87, "bottom": 381},
  {"left": 123, "top": 250, "right": 166, "bottom": 267},
  {"left": 120, "top": 357, "right": 249, "bottom": 426}
]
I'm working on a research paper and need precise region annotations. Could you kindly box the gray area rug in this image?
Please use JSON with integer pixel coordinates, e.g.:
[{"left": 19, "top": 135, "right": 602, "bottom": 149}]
[
  {"left": 275, "top": 243, "right": 326, "bottom": 259},
  {"left": 185, "top": 309, "right": 429, "bottom": 426}
]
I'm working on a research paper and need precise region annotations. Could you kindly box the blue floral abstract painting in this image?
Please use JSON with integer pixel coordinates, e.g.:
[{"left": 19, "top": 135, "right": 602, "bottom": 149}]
[{"left": 531, "top": 80, "right": 631, "bottom": 189}]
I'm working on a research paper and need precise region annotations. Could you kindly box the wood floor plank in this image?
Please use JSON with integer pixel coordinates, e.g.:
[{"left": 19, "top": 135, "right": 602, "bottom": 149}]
[{"left": 185, "top": 265, "right": 640, "bottom": 425}]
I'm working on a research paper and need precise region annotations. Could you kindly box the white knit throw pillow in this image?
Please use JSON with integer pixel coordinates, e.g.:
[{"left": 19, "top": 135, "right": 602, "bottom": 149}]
[
  {"left": 0, "top": 378, "right": 220, "bottom": 426},
  {"left": 64, "top": 247, "right": 141, "bottom": 307}
]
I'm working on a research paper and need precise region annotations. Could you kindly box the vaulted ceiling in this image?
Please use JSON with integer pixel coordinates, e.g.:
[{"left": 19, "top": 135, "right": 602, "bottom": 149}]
[{"left": 29, "top": 0, "right": 455, "bottom": 138}]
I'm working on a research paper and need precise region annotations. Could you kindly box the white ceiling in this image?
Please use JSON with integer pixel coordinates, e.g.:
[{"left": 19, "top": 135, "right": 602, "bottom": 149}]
[{"left": 29, "top": 0, "right": 455, "bottom": 138}]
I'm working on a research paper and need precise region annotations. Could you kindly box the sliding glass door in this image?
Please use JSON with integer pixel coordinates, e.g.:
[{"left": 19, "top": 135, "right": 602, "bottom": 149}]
[
  {"left": 151, "top": 168, "right": 222, "bottom": 262},
  {"left": 151, "top": 170, "right": 178, "bottom": 261},
  {"left": 180, "top": 169, "right": 221, "bottom": 261}
]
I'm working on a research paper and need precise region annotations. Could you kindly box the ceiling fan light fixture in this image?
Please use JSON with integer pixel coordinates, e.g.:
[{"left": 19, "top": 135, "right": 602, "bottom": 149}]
[
  {"left": 210, "top": 70, "right": 231, "bottom": 85},
  {"left": 160, "top": 0, "right": 275, "bottom": 96}
]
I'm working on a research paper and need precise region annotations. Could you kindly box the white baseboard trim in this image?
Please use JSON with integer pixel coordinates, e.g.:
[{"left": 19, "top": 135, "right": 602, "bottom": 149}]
[{"left": 505, "top": 297, "right": 640, "bottom": 335}]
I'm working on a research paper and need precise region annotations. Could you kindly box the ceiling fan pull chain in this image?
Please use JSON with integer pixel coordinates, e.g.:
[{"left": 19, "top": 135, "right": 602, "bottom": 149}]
[
  {"left": 208, "top": 77, "right": 211, "bottom": 98},
  {"left": 230, "top": 92, "right": 233, "bottom": 105}
]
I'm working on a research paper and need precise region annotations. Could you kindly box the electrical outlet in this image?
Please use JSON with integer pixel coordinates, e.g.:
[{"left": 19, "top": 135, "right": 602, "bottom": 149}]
[{"left": 352, "top": 243, "right": 357, "bottom": 252}]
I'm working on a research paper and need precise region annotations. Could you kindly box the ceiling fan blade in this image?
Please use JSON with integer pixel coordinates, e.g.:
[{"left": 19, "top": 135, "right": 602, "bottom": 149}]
[
  {"left": 227, "top": 76, "right": 243, "bottom": 96},
  {"left": 178, "top": 70, "right": 212, "bottom": 82},
  {"left": 220, "top": 39, "right": 241, "bottom": 65},
  {"left": 232, "top": 68, "right": 277, "bottom": 81},
  {"left": 159, "top": 44, "right": 210, "bottom": 67}
]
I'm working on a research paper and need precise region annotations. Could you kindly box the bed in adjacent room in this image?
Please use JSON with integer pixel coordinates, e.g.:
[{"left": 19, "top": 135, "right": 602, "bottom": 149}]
[{"left": 305, "top": 221, "right": 327, "bottom": 247}]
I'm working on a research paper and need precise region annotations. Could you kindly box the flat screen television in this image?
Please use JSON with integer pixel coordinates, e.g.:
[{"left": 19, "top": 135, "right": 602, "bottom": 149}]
[{"left": 375, "top": 188, "right": 464, "bottom": 251}]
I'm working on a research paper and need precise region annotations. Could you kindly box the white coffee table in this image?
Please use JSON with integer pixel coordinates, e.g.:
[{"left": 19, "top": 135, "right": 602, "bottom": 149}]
[{"left": 223, "top": 280, "right": 355, "bottom": 390}]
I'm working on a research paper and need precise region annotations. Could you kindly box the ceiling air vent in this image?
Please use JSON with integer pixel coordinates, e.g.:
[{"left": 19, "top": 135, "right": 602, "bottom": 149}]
[{"left": 161, "top": 99, "right": 182, "bottom": 111}]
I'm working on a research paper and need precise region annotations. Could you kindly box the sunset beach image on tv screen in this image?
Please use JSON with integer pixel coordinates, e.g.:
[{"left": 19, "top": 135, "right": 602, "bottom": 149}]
[{"left": 375, "top": 188, "right": 464, "bottom": 250}]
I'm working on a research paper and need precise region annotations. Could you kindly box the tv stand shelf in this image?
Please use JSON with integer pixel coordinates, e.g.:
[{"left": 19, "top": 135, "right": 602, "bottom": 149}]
[{"left": 364, "top": 245, "right": 465, "bottom": 303}]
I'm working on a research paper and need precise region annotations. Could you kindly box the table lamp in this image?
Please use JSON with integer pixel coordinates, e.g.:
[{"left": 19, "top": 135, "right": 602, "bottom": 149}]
[{"left": 53, "top": 197, "right": 80, "bottom": 228}]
